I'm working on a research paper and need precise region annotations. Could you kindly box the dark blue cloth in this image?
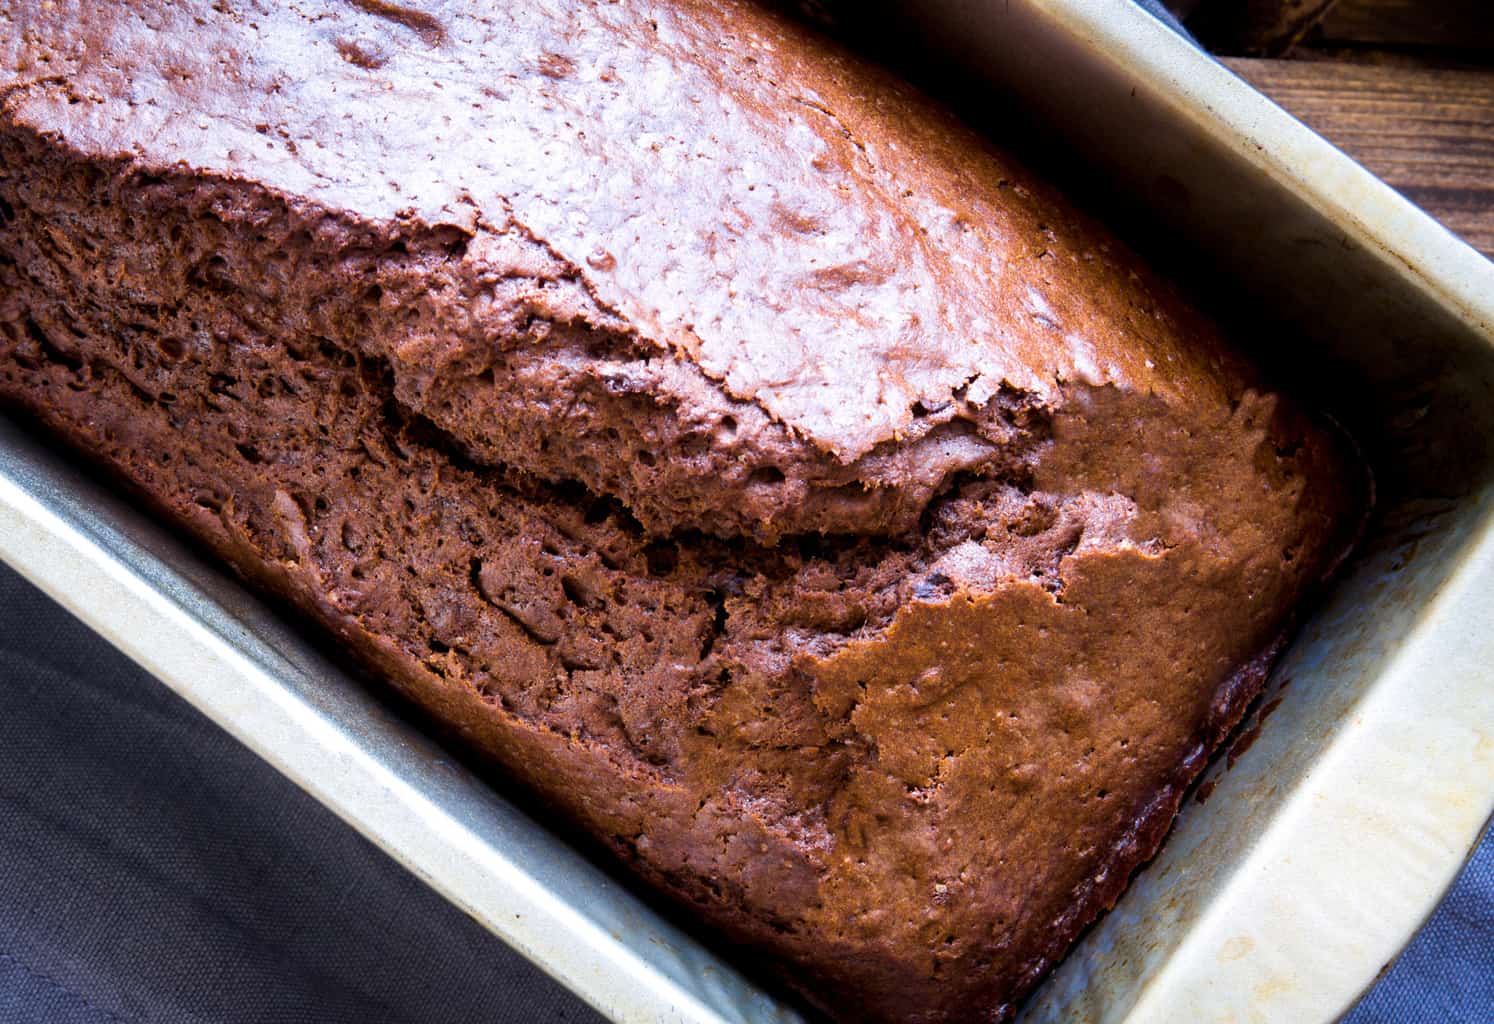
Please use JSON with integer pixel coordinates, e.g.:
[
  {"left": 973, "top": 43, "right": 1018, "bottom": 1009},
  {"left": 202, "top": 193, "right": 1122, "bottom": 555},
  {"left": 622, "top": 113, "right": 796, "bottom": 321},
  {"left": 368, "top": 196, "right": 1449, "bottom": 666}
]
[
  {"left": 1134, "top": 0, "right": 1192, "bottom": 38},
  {"left": 0, "top": 562, "right": 603, "bottom": 1024},
  {"left": 1344, "top": 825, "right": 1494, "bottom": 1023}
]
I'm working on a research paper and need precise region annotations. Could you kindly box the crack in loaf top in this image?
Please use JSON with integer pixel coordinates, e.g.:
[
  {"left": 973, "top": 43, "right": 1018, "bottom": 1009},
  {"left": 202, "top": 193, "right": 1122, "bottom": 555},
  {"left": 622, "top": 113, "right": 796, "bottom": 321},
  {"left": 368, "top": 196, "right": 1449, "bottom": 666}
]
[{"left": 1, "top": 0, "right": 1245, "bottom": 539}]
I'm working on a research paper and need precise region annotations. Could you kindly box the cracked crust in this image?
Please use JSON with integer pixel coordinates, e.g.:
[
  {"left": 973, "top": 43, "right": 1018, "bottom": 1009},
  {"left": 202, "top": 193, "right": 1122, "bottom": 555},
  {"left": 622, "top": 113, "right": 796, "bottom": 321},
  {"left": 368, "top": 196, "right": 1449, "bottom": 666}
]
[
  {"left": 0, "top": 3, "right": 1365, "bottom": 1022},
  {"left": 2, "top": 0, "right": 1250, "bottom": 542}
]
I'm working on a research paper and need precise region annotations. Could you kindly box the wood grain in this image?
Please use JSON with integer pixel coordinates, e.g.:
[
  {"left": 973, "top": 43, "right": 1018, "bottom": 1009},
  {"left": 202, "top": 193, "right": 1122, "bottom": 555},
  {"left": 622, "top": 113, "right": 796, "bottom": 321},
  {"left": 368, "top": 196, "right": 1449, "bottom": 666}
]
[
  {"left": 1185, "top": 0, "right": 1343, "bottom": 56},
  {"left": 1316, "top": 0, "right": 1494, "bottom": 53},
  {"left": 1226, "top": 58, "right": 1494, "bottom": 257}
]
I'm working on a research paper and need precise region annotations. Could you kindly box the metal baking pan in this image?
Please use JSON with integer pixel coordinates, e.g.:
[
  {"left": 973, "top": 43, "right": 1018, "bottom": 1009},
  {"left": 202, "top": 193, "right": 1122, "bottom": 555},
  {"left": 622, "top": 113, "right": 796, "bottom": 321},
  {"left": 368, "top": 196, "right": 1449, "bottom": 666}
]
[{"left": 2, "top": 1, "right": 1492, "bottom": 1022}]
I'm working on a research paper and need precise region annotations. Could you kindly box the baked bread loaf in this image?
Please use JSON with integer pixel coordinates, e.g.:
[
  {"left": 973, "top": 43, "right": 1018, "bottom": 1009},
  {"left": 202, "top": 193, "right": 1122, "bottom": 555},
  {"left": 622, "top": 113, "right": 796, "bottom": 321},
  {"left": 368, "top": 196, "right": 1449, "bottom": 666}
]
[{"left": 0, "top": 1, "right": 1360, "bottom": 1020}]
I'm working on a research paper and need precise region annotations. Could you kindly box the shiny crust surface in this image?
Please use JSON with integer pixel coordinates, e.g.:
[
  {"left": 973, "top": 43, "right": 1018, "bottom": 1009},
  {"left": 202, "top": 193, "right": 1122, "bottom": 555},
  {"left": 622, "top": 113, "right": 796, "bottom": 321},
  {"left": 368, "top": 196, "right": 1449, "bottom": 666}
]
[{"left": 2, "top": 0, "right": 1249, "bottom": 541}]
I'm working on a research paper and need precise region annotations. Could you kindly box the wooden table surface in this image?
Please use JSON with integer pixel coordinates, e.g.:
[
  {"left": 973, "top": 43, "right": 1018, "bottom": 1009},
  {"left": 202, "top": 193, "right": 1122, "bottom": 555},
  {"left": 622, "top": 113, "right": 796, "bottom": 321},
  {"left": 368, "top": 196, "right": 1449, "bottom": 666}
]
[{"left": 1172, "top": 0, "right": 1494, "bottom": 260}]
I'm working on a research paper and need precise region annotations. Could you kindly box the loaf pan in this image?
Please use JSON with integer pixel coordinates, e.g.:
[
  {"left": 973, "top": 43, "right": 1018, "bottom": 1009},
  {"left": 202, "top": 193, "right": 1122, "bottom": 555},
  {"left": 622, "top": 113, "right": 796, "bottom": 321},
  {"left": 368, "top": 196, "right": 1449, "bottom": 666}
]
[{"left": 2, "top": 1, "right": 1491, "bottom": 1021}]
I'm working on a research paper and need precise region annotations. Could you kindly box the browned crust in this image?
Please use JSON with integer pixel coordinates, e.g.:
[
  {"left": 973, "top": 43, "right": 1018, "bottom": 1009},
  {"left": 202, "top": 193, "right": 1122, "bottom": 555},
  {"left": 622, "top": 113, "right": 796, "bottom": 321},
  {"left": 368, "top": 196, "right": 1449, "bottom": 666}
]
[{"left": 0, "top": 2, "right": 1364, "bottom": 1018}]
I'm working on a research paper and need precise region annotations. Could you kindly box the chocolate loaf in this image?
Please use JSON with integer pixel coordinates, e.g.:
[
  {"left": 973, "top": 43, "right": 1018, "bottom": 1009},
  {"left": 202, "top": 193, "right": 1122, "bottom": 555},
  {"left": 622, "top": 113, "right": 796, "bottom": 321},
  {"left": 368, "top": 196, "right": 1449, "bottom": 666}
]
[{"left": 0, "top": 2, "right": 1360, "bottom": 1020}]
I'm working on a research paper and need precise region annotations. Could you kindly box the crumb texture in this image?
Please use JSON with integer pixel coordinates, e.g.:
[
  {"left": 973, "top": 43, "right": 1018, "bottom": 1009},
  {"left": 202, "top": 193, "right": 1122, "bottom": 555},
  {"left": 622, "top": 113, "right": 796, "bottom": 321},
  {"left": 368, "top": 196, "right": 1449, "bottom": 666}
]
[{"left": 0, "top": 2, "right": 1359, "bottom": 1022}]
